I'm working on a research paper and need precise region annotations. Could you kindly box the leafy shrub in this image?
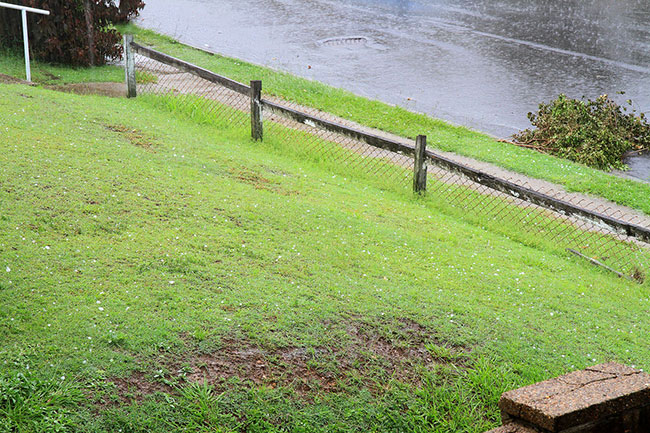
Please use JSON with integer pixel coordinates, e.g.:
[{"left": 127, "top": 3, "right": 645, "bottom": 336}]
[
  {"left": 512, "top": 94, "right": 650, "bottom": 170},
  {"left": 0, "top": 0, "right": 144, "bottom": 66}
]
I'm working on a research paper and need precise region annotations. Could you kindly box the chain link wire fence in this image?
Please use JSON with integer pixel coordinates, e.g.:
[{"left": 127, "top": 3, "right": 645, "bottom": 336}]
[
  {"left": 133, "top": 51, "right": 250, "bottom": 130},
  {"left": 424, "top": 163, "right": 649, "bottom": 280},
  {"left": 130, "top": 41, "right": 650, "bottom": 282},
  {"left": 263, "top": 99, "right": 413, "bottom": 191}
]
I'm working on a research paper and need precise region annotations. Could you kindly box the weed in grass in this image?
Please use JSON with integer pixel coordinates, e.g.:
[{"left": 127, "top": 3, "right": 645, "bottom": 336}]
[
  {"left": 136, "top": 70, "right": 158, "bottom": 84},
  {"left": 0, "top": 370, "right": 83, "bottom": 433}
]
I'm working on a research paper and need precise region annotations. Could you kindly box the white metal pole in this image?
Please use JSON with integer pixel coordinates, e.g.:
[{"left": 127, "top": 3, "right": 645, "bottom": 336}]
[
  {"left": 0, "top": 2, "right": 49, "bottom": 82},
  {"left": 0, "top": 2, "right": 50, "bottom": 15},
  {"left": 21, "top": 9, "right": 30, "bottom": 82}
]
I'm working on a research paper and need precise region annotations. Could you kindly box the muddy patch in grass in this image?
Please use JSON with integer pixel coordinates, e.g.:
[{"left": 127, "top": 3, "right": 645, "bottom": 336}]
[
  {"left": 185, "top": 319, "right": 472, "bottom": 393},
  {"left": 107, "top": 317, "right": 472, "bottom": 404},
  {"left": 229, "top": 167, "right": 298, "bottom": 196},
  {"left": 94, "top": 370, "right": 174, "bottom": 409},
  {"left": 0, "top": 73, "right": 32, "bottom": 85},
  {"left": 341, "top": 317, "right": 472, "bottom": 385},
  {"left": 187, "top": 342, "right": 339, "bottom": 395},
  {"left": 105, "top": 124, "right": 157, "bottom": 150},
  {"left": 47, "top": 82, "right": 126, "bottom": 98},
  {"left": 110, "top": 371, "right": 173, "bottom": 403}
]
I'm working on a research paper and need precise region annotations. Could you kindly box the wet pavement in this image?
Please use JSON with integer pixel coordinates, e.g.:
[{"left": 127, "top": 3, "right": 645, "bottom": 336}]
[
  {"left": 617, "top": 152, "right": 650, "bottom": 182},
  {"left": 137, "top": 0, "right": 650, "bottom": 181}
]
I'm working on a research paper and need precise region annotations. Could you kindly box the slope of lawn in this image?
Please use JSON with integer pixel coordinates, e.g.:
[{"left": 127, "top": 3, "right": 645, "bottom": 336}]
[
  {"left": 0, "top": 83, "right": 649, "bottom": 433},
  {"left": 3, "top": 27, "right": 650, "bottom": 216},
  {"left": 116, "top": 24, "right": 650, "bottom": 216},
  {"left": 0, "top": 49, "right": 125, "bottom": 84}
]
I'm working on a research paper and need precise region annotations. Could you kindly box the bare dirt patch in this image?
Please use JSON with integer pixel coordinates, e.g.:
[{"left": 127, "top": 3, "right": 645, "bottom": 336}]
[
  {"left": 0, "top": 74, "right": 126, "bottom": 97},
  {"left": 0, "top": 73, "right": 32, "bottom": 84},
  {"left": 105, "top": 124, "right": 157, "bottom": 150},
  {"left": 187, "top": 342, "right": 339, "bottom": 395},
  {"left": 108, "top": 318, "right": 472, "bottom": 403},
  {"left": 185, "top": 319, "right": 470, "bottom": 394},
  {"left": 229, "top": 167, "right": 298, "bottom": 196},
  {"left": 47, "top": 82, "right": 126, "bottom": 98},
  {"left": 111, "top": 371, "right": 173, "bottom": 403}
]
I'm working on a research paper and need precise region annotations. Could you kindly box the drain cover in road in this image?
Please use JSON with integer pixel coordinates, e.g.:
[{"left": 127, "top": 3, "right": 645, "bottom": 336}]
[{"left": 318, "top": 36, "right": 369, "bottom": 47}]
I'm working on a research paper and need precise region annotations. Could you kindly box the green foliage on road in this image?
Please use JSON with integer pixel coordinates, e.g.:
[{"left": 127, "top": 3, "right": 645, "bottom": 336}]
[{"left": 514, "top": 94, "right": 650, "bottom": 170}]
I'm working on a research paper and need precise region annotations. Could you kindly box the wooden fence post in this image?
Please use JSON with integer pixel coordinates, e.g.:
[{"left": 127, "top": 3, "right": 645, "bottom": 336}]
[
  {"left": 413, "top": 135, "right": 427, "bottom": 193},
  {"left": 250, "top": 80, "right": 263, "bottom": 141},
  {"left": 123, "top": 35, "right": 136, "bottom": 98}
]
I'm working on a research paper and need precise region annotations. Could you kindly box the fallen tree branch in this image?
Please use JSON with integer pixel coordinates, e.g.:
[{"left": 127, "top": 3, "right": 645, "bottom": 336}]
[
  {"left": 512, "top": 142, "right": 555, "bottom": 152},
  {"left": 566, "top": 248, "right": 635, "bottom": 282}
]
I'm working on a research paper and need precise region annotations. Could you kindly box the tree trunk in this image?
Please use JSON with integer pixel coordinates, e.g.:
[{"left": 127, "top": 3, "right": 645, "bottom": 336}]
[{"left": 83, "top": 0, "right": 96, "bottom": 65}]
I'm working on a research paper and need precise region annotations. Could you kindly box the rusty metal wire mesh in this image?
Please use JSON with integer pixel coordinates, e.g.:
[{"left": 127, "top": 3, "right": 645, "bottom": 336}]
[
  {"left": 134, "top": 53, "right": 250, "bottom": 128},
  {"left": 263, "top": 102, "right": 413, "bottom": 190},
  {"left": 131, "top": 46, "right": 650, "bottom": 282},
  {"left": 265, "top": 100, "right": 650, "bottom": 280},
  {"left": 425, "top": 163, "right": 650, "bottom": 280}
]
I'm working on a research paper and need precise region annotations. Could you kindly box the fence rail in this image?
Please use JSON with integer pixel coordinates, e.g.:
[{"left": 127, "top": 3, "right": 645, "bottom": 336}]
[
  {"left": 422, "top": 150, "right": 650, "bottom": 243},
  {"left": 124, "top": 37, "right": 650, "bottom": 281},
  {"left": 131, "top": 42, "right": 250, "bottom": 95},
  {"left": 261, "top": 99, "right": 417, "bottom": 157}
]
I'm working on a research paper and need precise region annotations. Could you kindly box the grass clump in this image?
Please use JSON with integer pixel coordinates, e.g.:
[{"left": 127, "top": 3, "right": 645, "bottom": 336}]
[
  {"left": 0, "top": 370, "right": 83, "bottom": 432},
  {"left": 513, "top": 94, "right": 650, "bottom": 170}
]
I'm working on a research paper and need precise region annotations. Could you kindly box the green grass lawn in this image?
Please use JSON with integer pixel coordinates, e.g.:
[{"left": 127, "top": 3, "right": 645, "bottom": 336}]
[
  {"left": 115, "top": 24, "right": 650, "bottom": 216},
  {"left": 3, "top": 27, "right": 650, "bottom": 216},
  {"left": 0, "top": 49, "right": 125, "bottom": 85},
  {"left": 1, "top": 83, "right": 649, "bottom": 433}
]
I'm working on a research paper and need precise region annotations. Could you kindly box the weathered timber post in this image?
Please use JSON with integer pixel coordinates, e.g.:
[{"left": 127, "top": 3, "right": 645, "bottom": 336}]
[
  {"left": 413, "top": 135, "right": 427, "bottom": 193},
  {"left": 250, "top": 80, "right": 263, "bottom": 141},
  {"left": 123, "top": 35, "right": 136, "bottom": 98}
]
